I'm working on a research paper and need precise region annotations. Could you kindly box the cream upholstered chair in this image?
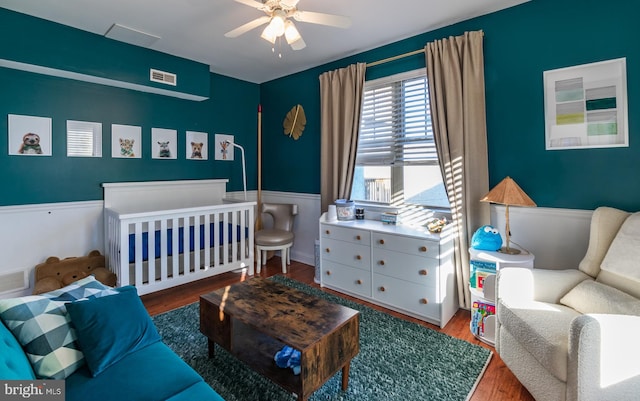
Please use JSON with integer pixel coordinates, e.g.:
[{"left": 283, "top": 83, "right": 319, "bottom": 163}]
[
  {"left": 255, "top": 203, "right": 298, "bottom": 274},
  {"left": 496, "top": 206, "right": 640, "bottom": 401}
]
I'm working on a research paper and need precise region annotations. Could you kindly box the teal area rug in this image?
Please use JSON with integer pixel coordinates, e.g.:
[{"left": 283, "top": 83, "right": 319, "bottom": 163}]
[{"left": 152, "top": 276, "right": 492, "bottom": 401}]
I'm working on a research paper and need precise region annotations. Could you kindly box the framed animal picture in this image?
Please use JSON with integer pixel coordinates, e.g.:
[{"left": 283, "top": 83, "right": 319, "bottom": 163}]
[
  {"left": 8, "top": 114, "right": 52, "bottom": 156},
  {"left": 151, "top": 128, "right": 177, "bottom": 160},
  {"left": 215, "top": 133, "right": 234, "bottom": 161},
  {"left": 111, "top": 124, "right": 141, "bottom": 158},
  {"left": 186, "top": 131, "right": 208, "bottom": 160}
]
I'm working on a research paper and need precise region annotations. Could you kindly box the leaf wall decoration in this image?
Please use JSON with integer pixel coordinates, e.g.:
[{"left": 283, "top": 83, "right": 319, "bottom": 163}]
[{"left": 283, "top": 104, "right": 306, "bottom": 140}]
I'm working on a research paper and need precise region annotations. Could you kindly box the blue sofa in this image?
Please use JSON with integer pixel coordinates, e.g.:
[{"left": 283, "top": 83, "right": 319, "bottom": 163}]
[{"left": 0, "top": 277, "right": 223, "bottom": 401}]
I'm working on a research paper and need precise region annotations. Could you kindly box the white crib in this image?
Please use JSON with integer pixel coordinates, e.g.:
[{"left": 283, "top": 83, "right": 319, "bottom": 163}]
[{"left": 103, "top": 180, "right": 255, "bottom": 295}]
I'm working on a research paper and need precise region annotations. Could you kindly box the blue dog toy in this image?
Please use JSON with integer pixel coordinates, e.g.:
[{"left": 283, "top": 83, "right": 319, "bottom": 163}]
[
  {"left": 274, "top": 346, "right": 301, "bottom": 375},
  {"left": 471, "top": 225, "right": 503, "bottom": 251}
]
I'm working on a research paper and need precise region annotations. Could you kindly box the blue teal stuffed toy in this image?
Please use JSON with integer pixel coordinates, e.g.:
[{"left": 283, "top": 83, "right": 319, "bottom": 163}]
[
  {"left": 274, "top": 346, "right": 301, "bottom": 375},
  {"left": 471, "top": 225, "right": 503, "bottom": 251}
]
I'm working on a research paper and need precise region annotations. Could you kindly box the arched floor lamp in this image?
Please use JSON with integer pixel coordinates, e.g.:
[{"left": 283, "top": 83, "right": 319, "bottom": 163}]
[{"left": 225, "top": 140, "right": 247, "bottom": 201}]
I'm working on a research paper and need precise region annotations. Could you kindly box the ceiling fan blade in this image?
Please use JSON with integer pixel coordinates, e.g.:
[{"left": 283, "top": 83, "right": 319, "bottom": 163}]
[
  {"left": 232, "top": 0, "right": 266, "bottom": 10},
  {"left": 292, "top": 11, "right": 351, "bottom": 29},
  {"left": 290, "top": 35, "right": 306, "bottom": 50},
  {"left": 225, "top": 16, "right": 271, "bottom": 38}
]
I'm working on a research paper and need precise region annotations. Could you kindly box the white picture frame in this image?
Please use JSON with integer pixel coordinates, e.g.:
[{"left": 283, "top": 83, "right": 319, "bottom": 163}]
[
  {"left": 8, "top": 114, "right": 52, "bottom": 156},
  {"left": 215, "top": 133, "right": 234, "bottom": 161},
  {"left": 544, "top": 58, "right": 628, "bottom": 150},
  {"left": 186, "top": 131, "right": 208, "bottom": 160},
  {"left": 67, "top": 120, "right": 102, "bottom": 157},
  {"left": 151, "top": 128, "right": 177, "bottom": 159},
  {"left": 112, "top": 124, "right": 142, "bottom": 158}
]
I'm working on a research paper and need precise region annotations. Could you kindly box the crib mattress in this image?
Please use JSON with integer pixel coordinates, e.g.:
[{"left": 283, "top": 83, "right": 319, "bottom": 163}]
[{"left": 128, "top": 222, "right": 248, "bottom": 263}]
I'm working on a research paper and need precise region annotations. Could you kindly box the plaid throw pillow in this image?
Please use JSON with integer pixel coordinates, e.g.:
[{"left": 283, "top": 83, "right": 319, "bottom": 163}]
[{"left": 0, "top": 276, "right": 117, "bottom": 379}]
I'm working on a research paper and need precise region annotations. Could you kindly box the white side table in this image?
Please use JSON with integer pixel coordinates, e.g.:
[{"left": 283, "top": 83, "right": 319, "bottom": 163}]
[{"left": 468, "top": 247, "right": 534, "bottom": 345}]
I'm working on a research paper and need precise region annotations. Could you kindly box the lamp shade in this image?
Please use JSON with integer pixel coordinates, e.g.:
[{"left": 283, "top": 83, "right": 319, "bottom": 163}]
[{"left": 480, "top": 176, "right": 536, "bottom": 207}]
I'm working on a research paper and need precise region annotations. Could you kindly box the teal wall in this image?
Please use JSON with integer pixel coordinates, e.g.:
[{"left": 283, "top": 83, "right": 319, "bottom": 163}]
[
  {"left": 2, "top": 0, "right": 639, "bottom": 211},
  {"left": 0, "top": 10, "right": 259, "bottom": 206},
  {"left": 260, "top": 0, "right": 640, "bottom": 211},
  {"left": 0, "top": 8, "right": 209, "bottom": 98}
]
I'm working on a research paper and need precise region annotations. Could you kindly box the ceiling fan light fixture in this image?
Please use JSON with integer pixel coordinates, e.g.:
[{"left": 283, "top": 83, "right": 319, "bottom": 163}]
[
  {"left": 284, "top": 20, "right": 301, "bottom": 43},
  {"left": 269, "top": 11, "right": 286, "bottom": 37},
  {"left": 260, "top": 24, "right": 277, "bottom": 44}
]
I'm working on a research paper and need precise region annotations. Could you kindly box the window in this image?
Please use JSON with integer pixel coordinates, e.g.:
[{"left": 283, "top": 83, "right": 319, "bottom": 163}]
[
  {"left": 351, "top": 69, "right": 449, "bottom": 211},
  {"left": 67, "top": 120, "right": 102, "bottom": 157}
]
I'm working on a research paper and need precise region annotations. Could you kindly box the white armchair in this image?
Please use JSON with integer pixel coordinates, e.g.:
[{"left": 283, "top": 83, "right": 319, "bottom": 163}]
[{"left": 496, "top": 206, "right": 640, "bottom": 401}]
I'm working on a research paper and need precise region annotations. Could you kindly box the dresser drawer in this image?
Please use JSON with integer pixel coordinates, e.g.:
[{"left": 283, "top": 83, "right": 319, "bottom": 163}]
[
  {"left": 372, "top": 248, "right": 437, "bottom": 285},
  {"left": 372, "top": 233, "right": 438, "bottom": 258},
  {"left": 321, "top": 238, "right": 370, "bottom": 270},
  {"left": 372, "top": 273, "right": 439, "bottom": 321},
  {"left": 321, "top": 260, "right": 371, "bottom": 297},
  {"left": 321, "top": 224, "right": 371, "bottom": 245}
]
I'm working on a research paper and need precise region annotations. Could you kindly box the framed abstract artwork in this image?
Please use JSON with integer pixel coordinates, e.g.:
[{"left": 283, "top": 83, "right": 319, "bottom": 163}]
[{"left": 544, "top": 58, "right": 628, "bottom": 150}]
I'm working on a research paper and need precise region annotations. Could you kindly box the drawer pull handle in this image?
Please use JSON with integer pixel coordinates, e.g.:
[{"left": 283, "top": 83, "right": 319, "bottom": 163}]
[
  {"left": 356, "top": 235, "right": 361, "bottom": 240},
  {"left": 325, "top": 229, "right": 330, "bottom": 235},
  {"left": 326, "top": 271, "right": 331, "bottom": 276},
  {"left": 379, "top": 286, "right": 386, "bottom": 292},
  {"left": 379, "top": 239, "right": 385, "bottom": 245},
  {"left": 356, "top": 255, "right": 362, "bottom": 260},
  {"left": 379, "top": 260, "right": 385, "bottom": 266},
  {"left": 419, "top": 269, "right": 428, "bottom": 276},
  {"left": 356, "top": 279, "right": 362, "bottom": 285},
  {"left": 419, "top": 246, "right": 428, "bottom": 252},
  {"left": 325, "top": 248, "right": 330, "bottom": 253},
  {"left": 420, "top": 298, "right": 428, "bottom": 304}
]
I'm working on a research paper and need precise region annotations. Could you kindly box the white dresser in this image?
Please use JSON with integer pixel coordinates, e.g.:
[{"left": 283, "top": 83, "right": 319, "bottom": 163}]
[{"left": 319, "top": 213, "right": 457, "bottom": 328}]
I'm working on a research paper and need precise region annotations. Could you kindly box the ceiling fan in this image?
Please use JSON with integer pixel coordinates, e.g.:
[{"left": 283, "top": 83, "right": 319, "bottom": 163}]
[{"left": 225, "top": 0, "right": 351, "bottom": 51}]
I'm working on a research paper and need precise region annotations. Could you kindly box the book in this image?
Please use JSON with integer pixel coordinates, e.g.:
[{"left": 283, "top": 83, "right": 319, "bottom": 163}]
[
  {"left": 469, "top": 259, "right": 496, "bottom": 289},
  {"left": 471, "top": 300, "right": 496, "bottom": 337}
]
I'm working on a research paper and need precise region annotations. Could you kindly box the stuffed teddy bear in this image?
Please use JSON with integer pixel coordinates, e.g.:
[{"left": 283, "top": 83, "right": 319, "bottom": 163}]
[{"left": 33, "top": 250, "right": 117, "bottom": 295}]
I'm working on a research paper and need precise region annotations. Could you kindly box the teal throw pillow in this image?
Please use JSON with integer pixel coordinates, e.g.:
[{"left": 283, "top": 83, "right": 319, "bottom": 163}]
[
  {"left": 0, "top": 276, "right": 116, "bottom": 379},
  {"left": 66, "top": 285, "right": 161, "bottom": 377}
]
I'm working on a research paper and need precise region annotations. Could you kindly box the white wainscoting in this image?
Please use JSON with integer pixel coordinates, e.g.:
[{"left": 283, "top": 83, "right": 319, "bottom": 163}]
[
  {"left": 0, "top": 201, "right": 104, "bottom": 297},
  {"left": 491, "top": 205, "right": 593, "bottom": 270},
  {"left": 226, "top": 190, "right": 321, "bottom": 266},
  {"left": 0, "top": 193, "right": 599, "bottom": 299}
]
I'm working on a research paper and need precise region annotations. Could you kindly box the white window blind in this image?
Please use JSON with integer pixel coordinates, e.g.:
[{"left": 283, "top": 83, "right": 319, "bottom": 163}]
[
  {"left": 67, "top": 120, "right": 102, "bottom": 157},
  {"left": 357, "top": 69, "right": 436, "bottom": 166}
]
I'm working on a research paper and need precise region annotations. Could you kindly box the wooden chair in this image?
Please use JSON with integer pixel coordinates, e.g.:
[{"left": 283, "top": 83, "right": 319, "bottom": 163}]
[{"left": 255, "top": 203, "right": 298, "bottom": 273}]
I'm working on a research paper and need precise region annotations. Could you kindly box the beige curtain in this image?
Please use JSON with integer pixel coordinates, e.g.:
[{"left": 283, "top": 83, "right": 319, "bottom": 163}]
[
  {"left": 319, "top": 63, "right": 367, "bottom": 212},
  {"left": 425, "top": 31, "right": 490, "bottom": 309}
]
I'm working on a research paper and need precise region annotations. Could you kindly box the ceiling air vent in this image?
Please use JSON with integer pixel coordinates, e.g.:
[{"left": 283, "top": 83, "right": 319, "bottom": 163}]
[{"left": 150, "top": 69, "right": 177, "bottom": 86}]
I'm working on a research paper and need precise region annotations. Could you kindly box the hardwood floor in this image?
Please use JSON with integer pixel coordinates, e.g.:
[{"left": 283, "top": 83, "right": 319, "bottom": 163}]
[{"left": 142, "top": 258, "right": 534, "bottom": 401}]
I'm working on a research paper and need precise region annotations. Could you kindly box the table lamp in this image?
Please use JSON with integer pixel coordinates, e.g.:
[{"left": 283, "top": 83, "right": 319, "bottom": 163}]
[{"left": 480, "top": 176, "right": 536, "bottom": 254}]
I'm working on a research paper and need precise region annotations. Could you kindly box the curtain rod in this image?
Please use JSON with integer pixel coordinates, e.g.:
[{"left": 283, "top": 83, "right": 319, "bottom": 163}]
[
  {"left": 366, "top": 31, "right": 484, "bottom": 68},
  {"left": 366, "top": 49, "right": 424, "bottom": 68}
]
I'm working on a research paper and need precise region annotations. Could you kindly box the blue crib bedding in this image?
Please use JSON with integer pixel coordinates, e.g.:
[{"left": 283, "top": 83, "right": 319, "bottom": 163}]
[{"left": 128, "top": 222, "right": 248, "bottom": 263}]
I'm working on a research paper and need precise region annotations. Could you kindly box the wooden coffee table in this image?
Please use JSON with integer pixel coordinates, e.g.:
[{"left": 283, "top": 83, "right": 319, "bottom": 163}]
[{"left": 200, "top": 278, "right": 360, "bottom": 401}]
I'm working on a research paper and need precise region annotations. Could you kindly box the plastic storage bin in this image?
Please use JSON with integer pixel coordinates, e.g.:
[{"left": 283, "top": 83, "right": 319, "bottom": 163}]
[{"left": 335, "top": 199, "right": 355, "bottom": 221}]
